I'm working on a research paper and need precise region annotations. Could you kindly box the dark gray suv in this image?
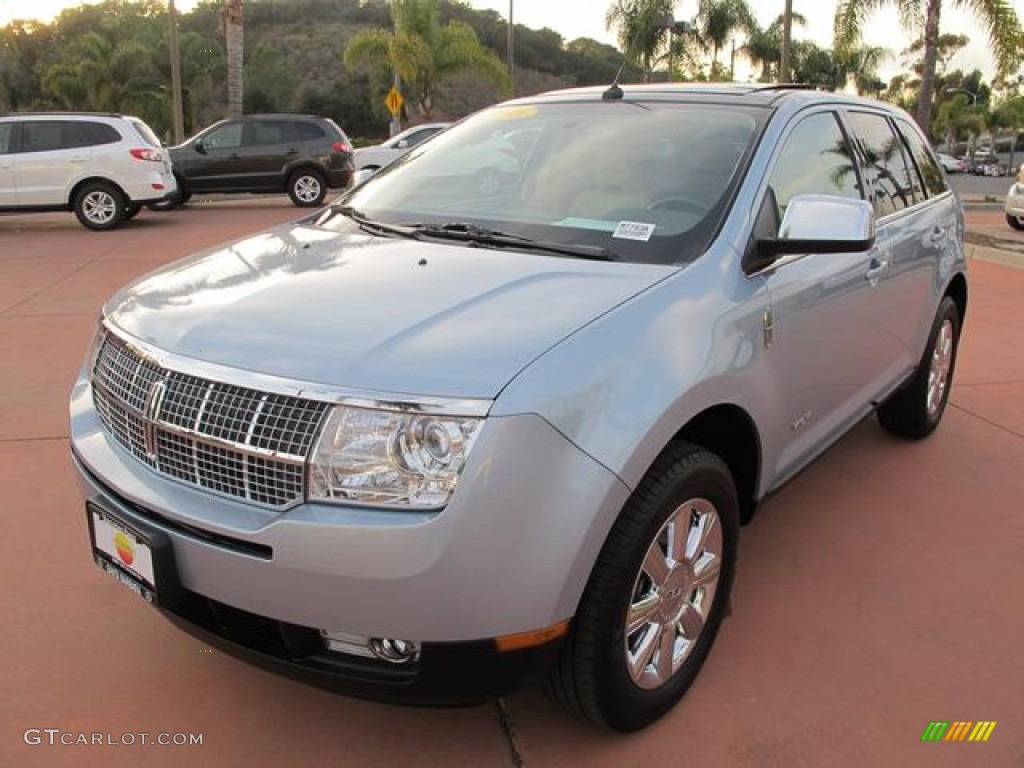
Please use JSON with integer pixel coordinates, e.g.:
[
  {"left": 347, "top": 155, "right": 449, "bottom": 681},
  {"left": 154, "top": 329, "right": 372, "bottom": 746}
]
[{"left": 155, "top": 114, "right": 354, "bottom": 209}]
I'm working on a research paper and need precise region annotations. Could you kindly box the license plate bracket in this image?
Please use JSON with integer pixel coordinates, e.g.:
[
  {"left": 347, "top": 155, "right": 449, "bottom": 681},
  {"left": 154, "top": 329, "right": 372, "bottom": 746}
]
[{"left": 87, "top": 501, "right": 183, "bottom": 607}]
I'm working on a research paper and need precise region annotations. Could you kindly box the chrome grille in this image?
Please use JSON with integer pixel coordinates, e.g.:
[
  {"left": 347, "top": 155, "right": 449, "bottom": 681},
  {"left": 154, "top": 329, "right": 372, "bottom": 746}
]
[{"left": 90, "top": 331, "right": 329, "bottom": 508}]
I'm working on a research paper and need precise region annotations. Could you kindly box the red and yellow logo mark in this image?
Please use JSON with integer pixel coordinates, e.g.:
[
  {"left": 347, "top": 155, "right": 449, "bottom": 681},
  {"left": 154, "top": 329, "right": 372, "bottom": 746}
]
[{"left": 113, "top": 531, "right": 135, "bottom": 566}]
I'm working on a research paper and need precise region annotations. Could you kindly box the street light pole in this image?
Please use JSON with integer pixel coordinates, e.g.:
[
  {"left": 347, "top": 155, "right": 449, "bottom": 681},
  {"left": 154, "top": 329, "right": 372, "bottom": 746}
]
[
  {"left": 168, "top": 0, "right": 185, "bottom": 144},
  {"left": 507, "top": 0, "right": 515, "bottom": 96}
]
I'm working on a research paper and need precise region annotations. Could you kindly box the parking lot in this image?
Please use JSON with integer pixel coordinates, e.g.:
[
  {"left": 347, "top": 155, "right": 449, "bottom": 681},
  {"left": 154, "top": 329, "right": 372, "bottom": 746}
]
[{"left": 1, "top": 199, "right": 1022, "bottom": 767}]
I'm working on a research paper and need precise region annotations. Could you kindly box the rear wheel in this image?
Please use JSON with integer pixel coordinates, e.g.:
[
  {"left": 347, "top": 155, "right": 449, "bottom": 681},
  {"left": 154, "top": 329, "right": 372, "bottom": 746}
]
[
  {"left": 287, "top": 169, "right": 326, "bottom": 207},
  {"left": 547, "top": 442, "right": 738, "bottom": 732},
  {"left": 878, "top": 296, "right": 961, "bottom": 439},
  {"left": 1007, "top": 214, "right": 1024, "bottom": 231},
  {"left": 73, "top": 182, "right": 125, "bottom": 231}
]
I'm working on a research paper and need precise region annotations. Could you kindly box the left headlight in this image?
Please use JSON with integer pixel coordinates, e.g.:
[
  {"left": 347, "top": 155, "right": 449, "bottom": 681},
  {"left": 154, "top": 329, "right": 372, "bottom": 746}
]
[{"left": 308, "top": 406, "right": 484, "bottom": 508}]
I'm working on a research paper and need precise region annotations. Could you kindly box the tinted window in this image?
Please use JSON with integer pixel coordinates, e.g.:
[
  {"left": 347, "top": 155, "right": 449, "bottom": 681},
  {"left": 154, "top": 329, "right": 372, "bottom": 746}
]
[
  {"left": 18, "top": 121, "right": 93, "bottom": 153},
  {"left": 248, "top": 120, "right": 296, "bottom": 146},
  {"left": 846, "top": 111, "right": 919, "bottom": 216},
  {"left": 405, "top": 127, "right": 442, "bottom": 147},
  {"left": 296, "top": 121, "right": 325, "bottom": 140},
  {"left": 0, "top": 123, "right": 12, "bottom": 154},
  {"left": 895, "top": 118, "right": 947, "bottom": 197},
  {"left": 767, "top": 111, "right": 862, "bottom": 223},
  {"left": 128, "top": 118, "right": 161, "bottom": 147},
  {"left": 203, "top": 123, "right": 243, "bottom": 150},
  {"left": 78, "top": 121, "right": 121, "bottom": 146}
]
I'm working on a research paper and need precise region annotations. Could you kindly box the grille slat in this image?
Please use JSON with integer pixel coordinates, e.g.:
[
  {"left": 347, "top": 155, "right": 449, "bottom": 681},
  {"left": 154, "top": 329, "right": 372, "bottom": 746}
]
[{"left": 90, "top": 332, "right": 329, "bottom": 508}]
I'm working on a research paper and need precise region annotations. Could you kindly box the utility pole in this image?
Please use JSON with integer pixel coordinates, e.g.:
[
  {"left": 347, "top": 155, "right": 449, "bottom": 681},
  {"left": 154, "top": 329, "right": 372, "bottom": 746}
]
[
  {"left": 780, "top": 0, "right": 793, "bottom": 83},
  {"left": 507, "top": 0, "right": 515, "bottom": 96},
  {"left": 169, "top": 0, "right": 185, "bottom": 144}
]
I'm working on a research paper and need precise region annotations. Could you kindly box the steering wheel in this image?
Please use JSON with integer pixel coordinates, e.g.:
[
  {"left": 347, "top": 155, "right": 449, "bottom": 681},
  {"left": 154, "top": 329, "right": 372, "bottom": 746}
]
[{"left": 647, "top": 196, "right": 710, "bottom": 215}]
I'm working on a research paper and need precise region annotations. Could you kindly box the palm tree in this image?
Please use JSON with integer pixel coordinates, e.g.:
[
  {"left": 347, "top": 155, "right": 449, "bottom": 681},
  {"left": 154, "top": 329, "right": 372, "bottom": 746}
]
[
  {"left": 221, "top": 0, "right": 243, "bottom": 118},
  {"left": 834, "top": 0, "right": 1022, "bottom": 133},
  {"left": 345, "top": 0, "right": 508, "bottom": 122},
  {"left": 605, "top": 0, "right": 675, "bottom": 83},
  {"left": 742, "top": 12, "right": 806, "bottom": 82},
  {"left": 694, "top": 0, "right": 757, "bottom": 77}
]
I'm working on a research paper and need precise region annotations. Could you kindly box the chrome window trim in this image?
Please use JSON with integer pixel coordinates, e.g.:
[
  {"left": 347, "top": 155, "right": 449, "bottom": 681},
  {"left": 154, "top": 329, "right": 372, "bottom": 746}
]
[{"left": 100, "top": 321, "right": 494, "bottom": 418}]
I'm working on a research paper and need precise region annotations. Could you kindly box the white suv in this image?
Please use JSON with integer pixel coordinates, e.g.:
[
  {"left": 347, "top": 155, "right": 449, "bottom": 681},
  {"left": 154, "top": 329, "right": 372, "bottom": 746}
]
[{"left": 0, "top": 113, "right": 176, "bottom": 230}]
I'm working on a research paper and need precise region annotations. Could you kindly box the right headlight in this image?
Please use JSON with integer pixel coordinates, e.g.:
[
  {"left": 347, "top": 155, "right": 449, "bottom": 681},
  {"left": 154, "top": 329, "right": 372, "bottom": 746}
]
[{"left": 308, "top": 405, "right": 484, "bottom": 508}]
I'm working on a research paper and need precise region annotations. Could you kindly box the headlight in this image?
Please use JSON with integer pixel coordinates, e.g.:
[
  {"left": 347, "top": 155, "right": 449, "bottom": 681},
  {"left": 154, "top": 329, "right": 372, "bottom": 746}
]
[{"left": 308, "top": 406, "right": 484, "bottom": 508}]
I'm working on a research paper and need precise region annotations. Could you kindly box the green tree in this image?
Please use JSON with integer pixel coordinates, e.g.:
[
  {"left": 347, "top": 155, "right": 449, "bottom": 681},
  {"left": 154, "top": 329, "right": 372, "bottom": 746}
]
[
  {"left": 605, "top": 0, "right": 674, "bottom": 82},
  {"left": 834, "top": 0, "right": 1023, "bottom": 133},
  {"left": 344, "top": 0, "right": 508, "bottom": 123},
  {"left": 742, "top": 12, "right": 806, "bottom": 82},
  {"left": 694, "top": 0, "right": 757, "bottom": 77}
]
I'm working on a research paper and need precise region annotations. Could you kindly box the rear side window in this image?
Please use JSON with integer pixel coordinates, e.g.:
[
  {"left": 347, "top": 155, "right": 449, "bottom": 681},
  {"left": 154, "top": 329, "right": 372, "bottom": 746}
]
[
  {"left": 767, "top": 111, "right": 863, "bottom": 222},
  {"left": 846, "top": 111, "right": 920, "bottom": 216},
  {"left": 894, "top": 118, "right": 947, "bottom": 198},
  {"left": 0, "top": 123, "right": 12, "bottom": 154},
  {"left": 78, "top": 121, "right": 121, "bottom": 146},
  {"left": 18, "top": 121, "right": 91, "bottom": 153},
  {"left": 128, "top": 118, "right": 161, "bottom": 147},
  {"left": 247, "top": 120, "right": 297, "bottom": 146},
  {"left": 296, "top": 121, "right": 325, "bottom": 140}
]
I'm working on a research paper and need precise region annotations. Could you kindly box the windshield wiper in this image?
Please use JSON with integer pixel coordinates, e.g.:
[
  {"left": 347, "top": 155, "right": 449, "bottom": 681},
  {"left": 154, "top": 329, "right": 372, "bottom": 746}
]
[
  {"left": 332, "top": 205, "right": 422, "bottom": 240},
  {"left": 409, "top": 222, "right": 620, "bottom": 261}
]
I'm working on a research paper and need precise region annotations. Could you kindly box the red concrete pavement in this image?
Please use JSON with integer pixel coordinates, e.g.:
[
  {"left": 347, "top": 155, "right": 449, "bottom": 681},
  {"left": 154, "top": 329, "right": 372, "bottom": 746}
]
[{"left": 1, "top": 200, "right": 1022, "bottom": 767}]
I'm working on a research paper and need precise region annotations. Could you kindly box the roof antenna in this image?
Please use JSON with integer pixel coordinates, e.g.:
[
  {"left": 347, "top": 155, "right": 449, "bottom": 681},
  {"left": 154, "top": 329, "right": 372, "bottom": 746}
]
[{"left": 603, "top": 64, "right": 625, "bottom": 101}]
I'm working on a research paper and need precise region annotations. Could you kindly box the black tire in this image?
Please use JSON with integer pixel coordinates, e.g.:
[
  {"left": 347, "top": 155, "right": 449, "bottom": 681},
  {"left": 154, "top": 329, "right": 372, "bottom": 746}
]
[
  {"left": 547, "top": 442, "right": 739, "bottom": 732},
  {"left": 147, "top": 185, "right": 189, "bottom": 211},
  {"left": 287, "top": 168, "right": 327, "bottom": 207},
  {"left": 73, "top": 181, "right": 125, "bottom": 231},
  {"left": 123, "top": 202, "right": 141, "bottom": 220},
  {"left": 878, "top": 296, "right": 961, "bottom": 440},
  {"left": 1007, "top": 214, "right": 1024, "bottom": 231}
]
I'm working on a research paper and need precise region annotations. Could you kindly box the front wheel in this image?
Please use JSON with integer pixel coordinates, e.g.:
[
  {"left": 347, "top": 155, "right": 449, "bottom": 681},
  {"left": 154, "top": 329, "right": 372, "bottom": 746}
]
[
  {"left": 878, "top": 296, "right": 961, "bottom": 439},
  {"left": 1007, "top": 214, "right": 1024, "bottom": 231},
  {"left": 73, "top": 182, "right": 125, "bottom": 231},
  {"left": 287, "top": 169, "right": 327, "bottom": 207},
  {"left": 547, "top": 442, "right": 738, "bottom": 732}
]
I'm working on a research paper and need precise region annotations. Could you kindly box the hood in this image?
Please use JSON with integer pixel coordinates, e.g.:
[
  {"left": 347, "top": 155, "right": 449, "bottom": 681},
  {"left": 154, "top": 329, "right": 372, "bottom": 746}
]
[{"left": 104, "top": 223, "right": 674, "bottom": 399}]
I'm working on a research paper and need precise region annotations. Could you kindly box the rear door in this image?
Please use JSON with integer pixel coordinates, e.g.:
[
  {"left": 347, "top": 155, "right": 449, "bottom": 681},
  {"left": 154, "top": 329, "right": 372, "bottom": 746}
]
[
  {"left": 0, "top": 122, "right": 15, "bottom": 205},
  {"left": 12, "top": 120, "right": 94, "bottom": 206},
  {"left": 757, "top": 109, "right": 898, "bottom": 485},
  {"left": 239, "top": 119, "right": 300, "bottom": 187}
]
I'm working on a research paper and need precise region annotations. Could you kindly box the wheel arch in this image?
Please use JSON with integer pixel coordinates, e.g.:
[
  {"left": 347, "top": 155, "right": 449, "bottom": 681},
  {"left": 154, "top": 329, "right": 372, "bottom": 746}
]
[
  {"left": 67, "top": 176, "right": 126, "bottom": 210},
  {"left": 944, "top": 271, "right": 968, "bottom": 325}
]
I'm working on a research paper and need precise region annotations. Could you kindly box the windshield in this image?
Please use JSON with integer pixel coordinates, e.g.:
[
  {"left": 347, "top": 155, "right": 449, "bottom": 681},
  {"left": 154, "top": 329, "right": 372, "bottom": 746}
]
[{"left": 323, "top": 100, "right": 763, "bottom": 265}]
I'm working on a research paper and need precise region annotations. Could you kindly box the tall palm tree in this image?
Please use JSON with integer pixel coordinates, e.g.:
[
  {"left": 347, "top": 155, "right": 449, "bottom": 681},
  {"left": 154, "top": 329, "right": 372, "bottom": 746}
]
[
  {"left": 835, "top": 0, "right": 1022, "bottom": 133},
  {"left": 605, "top": 0, "right": 674, "bottom": 83},
  {"left": 694, "top": 0, "right": 757, "bottom": 76},
  {"left": 345, "top": 0, "right": 508, "bottom": 122},
  {"left": 221, "top": 0, "right": 243, "bottom": 118},
  {"left": 743, "top": 12, "right": 806, "bottom": 82}
]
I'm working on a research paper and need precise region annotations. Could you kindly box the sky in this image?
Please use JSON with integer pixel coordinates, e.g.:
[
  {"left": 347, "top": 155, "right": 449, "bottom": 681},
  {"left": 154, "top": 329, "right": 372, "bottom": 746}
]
[{"left": 1, "top": 0, "right": 1021, "bottom": 82}]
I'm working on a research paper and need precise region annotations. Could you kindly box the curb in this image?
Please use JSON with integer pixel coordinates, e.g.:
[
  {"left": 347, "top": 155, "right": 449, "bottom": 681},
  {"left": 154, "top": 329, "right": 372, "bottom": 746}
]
[{"left": 965, "top": 243, "right": 1024, "bottom": 270}]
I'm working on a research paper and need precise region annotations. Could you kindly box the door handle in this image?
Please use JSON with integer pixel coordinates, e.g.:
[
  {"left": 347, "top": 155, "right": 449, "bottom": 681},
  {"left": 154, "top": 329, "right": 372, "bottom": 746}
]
[
  {"left": 229, "top": 153, "right": 241, "bottom": 160},
  {"left": 285, "top": 149, "right": 299, "bottom": 156},
  {"left": 864, "top": 258, "right": 889, "bottom": 284}
]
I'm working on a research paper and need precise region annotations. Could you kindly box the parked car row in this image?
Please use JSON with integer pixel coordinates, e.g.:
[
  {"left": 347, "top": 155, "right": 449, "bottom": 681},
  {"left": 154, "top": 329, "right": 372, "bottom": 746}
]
[{"left": 0, "top": 111, "right": 359, "bottom": 230}]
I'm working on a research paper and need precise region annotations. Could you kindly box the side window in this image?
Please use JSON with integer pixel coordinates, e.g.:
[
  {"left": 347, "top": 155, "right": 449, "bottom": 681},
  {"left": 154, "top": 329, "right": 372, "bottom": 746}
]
[
  {"left": 895, "top": 118, "right": 948, "bottom": 198},
  {"left": 406, "top": 127, "right": 441, "bottom": 147},
  {"left": 295, "top": 121, "right": 325, "bottom": 140},
  {"left": 846, "top": 111, "right": 919, "bottom": 216},
  {"left": 247, "top": 121, "right": 292, "bottom": 146},
  {"left": 0, "top": 123, "right": 12, "bottom": 154},
  {"left": 203, "top": 123, "right": 243, "bottom": 150},
  {"left": 78, "top": 121, "right": 121, "bottom": 147},
  {"left": 767, "top": 111, "right": 862, "bottom": 225},
  {"left": 19, "top": 121, "right": 76, "bottom": 153}
]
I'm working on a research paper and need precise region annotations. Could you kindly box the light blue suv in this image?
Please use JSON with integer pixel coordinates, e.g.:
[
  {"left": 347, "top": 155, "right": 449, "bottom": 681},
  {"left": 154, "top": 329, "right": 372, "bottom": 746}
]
[{"left": 70, "top": 84, "right": 966, "bottom": 731}]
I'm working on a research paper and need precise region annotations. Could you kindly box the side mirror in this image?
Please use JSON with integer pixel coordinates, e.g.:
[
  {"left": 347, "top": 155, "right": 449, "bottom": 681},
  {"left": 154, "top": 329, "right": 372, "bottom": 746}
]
[
  {"left": 352, "top": 167, "right": 378, "bottom": 187},
  {"left": 749, "top": 195, "right": 875, "bottom": 272},
  {"left": 194, "top": 140, "right": 207, "bottom": 155}
]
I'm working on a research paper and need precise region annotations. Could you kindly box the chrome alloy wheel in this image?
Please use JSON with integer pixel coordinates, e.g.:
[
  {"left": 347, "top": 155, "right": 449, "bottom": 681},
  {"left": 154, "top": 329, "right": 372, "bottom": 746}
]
[
  {"left": 294, "top": 175, "right": 322, "bottom": 204},
  {"left": 927, "top": 318, "right": 954, "bottom": 417},
  {"left": 83, "top": 190, "right": 118, "bottom": 226},
  {"left": 624, "top": 498, "right": 722, "bottom": 690}
]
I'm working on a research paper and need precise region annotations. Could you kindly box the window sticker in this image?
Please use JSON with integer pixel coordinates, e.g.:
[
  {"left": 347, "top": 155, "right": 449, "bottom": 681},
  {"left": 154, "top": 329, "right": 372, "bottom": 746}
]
[
  {"left": 553, "top": 217, "right": 619, "bottom": 232},
  {"left": 612, "top": 221, "right": 656, "bottom": 242}
]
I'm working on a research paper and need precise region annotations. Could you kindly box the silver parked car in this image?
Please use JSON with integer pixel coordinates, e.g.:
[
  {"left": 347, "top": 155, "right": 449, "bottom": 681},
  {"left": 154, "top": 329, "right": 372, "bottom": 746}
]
[
  {"left": 70, "top": 84, "right": 966, "bottom": 732},
  {"left": 353, "top": 122, "right": 450, "bottom": 171}
]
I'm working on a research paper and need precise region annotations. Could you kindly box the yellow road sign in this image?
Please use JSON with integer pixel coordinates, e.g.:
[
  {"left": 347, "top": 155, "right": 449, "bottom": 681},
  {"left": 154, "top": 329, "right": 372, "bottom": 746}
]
[{"left": 385, "top": 85, "right": 404, "bottom": 116}]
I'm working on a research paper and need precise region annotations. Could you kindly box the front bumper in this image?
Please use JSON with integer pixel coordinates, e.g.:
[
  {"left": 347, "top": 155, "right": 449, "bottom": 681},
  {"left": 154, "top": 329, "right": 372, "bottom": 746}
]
[
  {"left": 70, "top": 370, "right": 630, "bottom": 698},
  {"left": 1005, "top": 189, "right": 1024, "bottom": 218}
]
